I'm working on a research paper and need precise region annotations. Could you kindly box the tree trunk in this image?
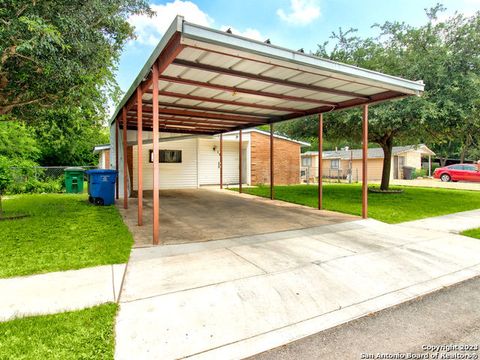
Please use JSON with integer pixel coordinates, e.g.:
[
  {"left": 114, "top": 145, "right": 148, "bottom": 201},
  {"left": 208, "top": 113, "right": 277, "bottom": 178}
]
[
  {"left": 460, "top": 148, "right": 466, "bottom": 164},
  {"left": 379, "top": 136, "right": 394, "bottom": 191},
  {"left": 440, "top": 157, "right": 447, "bottom": 167}
]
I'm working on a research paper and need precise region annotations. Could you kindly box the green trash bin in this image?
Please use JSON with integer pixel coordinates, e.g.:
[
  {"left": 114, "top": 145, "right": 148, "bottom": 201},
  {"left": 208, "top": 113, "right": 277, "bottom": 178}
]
[{"left": 64, "top": 167, "right": 85, "bottom": 193}]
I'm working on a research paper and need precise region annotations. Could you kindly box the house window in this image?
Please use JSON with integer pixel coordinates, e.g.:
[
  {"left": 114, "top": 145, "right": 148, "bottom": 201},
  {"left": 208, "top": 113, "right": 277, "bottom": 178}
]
[
  {"left": 302, "top": 157, "right": 312, "bottom": 166},
  {"left": 149, "top": 150, "right": 182, "bottom": 163},
  {"left": 331, "top": 159, "right": 340, "bottom": 169}
]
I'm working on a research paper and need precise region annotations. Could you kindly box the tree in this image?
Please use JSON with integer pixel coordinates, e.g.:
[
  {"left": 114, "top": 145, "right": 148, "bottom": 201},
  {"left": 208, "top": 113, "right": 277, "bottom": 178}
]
[
  {"left": 0, "top": 120, "right": 39, "bottom": 161},
  {"left": 29, "top": 108, "right": 110, "bottom": 166},
  {"left": 277, "top": 6, "right": 480, "bottom": 190},
  {"left": 0, "top": 156, "right": 13, "bottom": 217},
  {"left": 0, "top": 0, "right": 152, "bottom": 121}
]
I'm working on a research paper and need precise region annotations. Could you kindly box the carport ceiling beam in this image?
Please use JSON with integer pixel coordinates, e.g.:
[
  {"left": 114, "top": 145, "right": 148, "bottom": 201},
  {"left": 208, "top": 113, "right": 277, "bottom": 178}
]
[
  {"left": 138, "top": 121, "right": 235, "bottom": 131},
  {"left": 127, "top": 116, "right": 251, "bottom": 127},
  {"left": 145, "top": 90, "right": 307, "bottom": 114},
  {"left": 126, "top": 125, "right": 217, "bottom": 135},
  {"left": 158, "top": 75, "right": 339, "bottom": 106},
  {"left": 172, "top": 59, "right": 371, "bottom": 101},
  {"left": 129, "top": 106, "right": 268, "bottom": 123},
  {"left": 155, "top": 102, "right": 272, "bottom": 119},
  {"left": 278, "top": 90, "right": 405, "bottom": 121}
]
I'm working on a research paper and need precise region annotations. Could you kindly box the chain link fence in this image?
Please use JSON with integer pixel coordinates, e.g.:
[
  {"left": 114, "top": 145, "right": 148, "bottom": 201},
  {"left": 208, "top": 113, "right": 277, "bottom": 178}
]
[
  {"left": 10, "top": 166, "right": 97, "bottom": 182},
  {"left": 8, "top": 166, "right": 97, "bottom": 194},
  {"left": 301, "top": 166, "right": 359, "bottom": 184}
]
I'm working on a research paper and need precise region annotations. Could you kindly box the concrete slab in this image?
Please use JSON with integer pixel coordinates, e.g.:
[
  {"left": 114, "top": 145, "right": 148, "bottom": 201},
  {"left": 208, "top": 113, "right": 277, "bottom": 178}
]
[
  {"left": 121, "top": 248, "right": 265, "bottom": 302},
  {"left": 229, "top": 236, "right": 354, "bottom": 273},
  {"left": 0, "top": 264, "right": 126, "bottom": 322},
  {"left": 115, "top": 220, "right": 480, "bottom": 360},
  {"left": 117, "top": 188, "right": 357, "bottom": 247},
  {"left": 386, "top": 178, "right": 480, "bottom": 191},
  {"left": 401, "top": 209, "right": 480, "bottom": 233}
]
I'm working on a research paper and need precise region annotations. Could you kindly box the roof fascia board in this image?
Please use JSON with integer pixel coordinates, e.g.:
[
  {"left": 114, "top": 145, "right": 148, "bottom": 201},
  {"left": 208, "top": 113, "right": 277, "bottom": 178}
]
[{"left": 110, "top": 16, "right": 184, "bottom": 125}]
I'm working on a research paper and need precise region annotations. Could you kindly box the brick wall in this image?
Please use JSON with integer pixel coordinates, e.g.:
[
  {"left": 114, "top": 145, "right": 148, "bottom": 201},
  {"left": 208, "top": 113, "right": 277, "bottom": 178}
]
[{"left": 250, "top": 132, "right": 300, "bottom": 185}]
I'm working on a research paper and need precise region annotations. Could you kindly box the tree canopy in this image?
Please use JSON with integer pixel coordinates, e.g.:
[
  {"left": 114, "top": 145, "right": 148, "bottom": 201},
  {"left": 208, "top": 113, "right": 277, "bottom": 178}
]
[
  {"left": 0, "top": 0, "right": 152, "bottom": 121},
  {"left": 274, "top": 5, "right": 480, "bottom": 190}
]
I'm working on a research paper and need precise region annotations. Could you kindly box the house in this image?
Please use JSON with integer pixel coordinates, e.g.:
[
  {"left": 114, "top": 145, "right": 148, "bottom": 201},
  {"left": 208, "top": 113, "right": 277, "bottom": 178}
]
[
  {"left": 93, "top": 144, "right": 110, "bottom": 169},
  {"left": 301, "top": 144, "right": 435, "bottom": 182},
  {"left": 97, "top": 129, "right": 308, "bottom": 194}
]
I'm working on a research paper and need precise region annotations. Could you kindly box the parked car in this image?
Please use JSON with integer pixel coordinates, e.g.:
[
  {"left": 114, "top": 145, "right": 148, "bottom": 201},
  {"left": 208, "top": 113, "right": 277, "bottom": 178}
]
[{"left": 433, "top": 164, "right": 480, "bottom": 182}]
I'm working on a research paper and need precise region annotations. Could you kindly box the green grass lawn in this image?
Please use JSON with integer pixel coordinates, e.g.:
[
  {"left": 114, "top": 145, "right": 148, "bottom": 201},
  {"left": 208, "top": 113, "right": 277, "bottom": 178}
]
[
  {"left": 462, "top": 228, "right": 480, "bottom": 239},
  {"left": 0, "top": 303, "right": 117, "bottom": 360},
  {"left": 234, "top": 184, "right": 480, "bottom": 223},
  {"left": 0, "top": 194, "right": 133, "bottom": 278}
]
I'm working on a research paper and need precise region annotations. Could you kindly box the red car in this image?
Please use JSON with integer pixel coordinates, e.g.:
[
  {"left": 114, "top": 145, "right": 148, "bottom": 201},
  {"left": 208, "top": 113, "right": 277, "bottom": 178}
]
[{"left": 433, "top": 164, "right": 480, "bottom": 182}]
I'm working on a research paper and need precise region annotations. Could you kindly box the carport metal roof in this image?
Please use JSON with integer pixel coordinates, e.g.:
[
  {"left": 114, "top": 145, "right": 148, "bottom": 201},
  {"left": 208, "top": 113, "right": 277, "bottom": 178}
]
[{"left": 111, "top": 16, "right": 424, "bottom": 135}]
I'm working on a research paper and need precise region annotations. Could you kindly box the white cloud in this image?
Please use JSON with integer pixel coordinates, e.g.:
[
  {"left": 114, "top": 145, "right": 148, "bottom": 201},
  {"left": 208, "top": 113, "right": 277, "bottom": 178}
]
[
  {"left": 277, "top": 0, "right": 321, "bottom": 26},
  {"left": 219, "top": 25, "right": 265, "bottom": 41},
  {"left": 128, "top": 0, "right": 214, "bottom": 45}
]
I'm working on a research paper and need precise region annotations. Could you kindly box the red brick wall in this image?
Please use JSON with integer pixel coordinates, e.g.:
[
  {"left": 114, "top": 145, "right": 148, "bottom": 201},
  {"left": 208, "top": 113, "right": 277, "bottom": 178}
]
[
  {"left": 105, "top": 150, "right": 110, "bottom": 169},
  {"left": 250, "top": 132, "right": 300, "bottom": 185}
]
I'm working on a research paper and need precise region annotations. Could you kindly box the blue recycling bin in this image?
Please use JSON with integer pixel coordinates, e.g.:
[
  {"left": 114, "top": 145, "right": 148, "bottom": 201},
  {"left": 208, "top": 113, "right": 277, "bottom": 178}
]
[{"left": 85, "top": 169, "right": 117, "bottom": 206}]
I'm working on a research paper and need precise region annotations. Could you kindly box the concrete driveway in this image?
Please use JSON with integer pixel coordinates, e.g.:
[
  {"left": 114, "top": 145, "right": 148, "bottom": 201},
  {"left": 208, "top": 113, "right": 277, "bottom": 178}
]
[
  {"left": 118, "top": 188, "right": 356, "bottom": 246},
  {"left": 115, "top": 218, "right": 480, "bottom": 359}
]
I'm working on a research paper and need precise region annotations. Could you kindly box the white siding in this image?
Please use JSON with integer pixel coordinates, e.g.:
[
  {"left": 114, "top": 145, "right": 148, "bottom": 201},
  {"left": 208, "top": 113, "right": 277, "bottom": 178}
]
[
  {"left": 132, "top": 138, "right": 198, "bottom": 190},
  {"left": 197, "top": 139, "right": 243, "bottom": 185},
  {"left": 198, "top": 139, "right": 220, "bottom": 185}
]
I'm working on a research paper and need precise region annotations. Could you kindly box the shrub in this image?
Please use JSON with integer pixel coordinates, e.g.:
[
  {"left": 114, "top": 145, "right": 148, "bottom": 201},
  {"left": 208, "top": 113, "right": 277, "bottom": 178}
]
[
  {"left": 7, "top": 178, "right": 63, "bottom": 195},
  {"left": 414, "top": 168, "right": 428, "bottom": 178}
]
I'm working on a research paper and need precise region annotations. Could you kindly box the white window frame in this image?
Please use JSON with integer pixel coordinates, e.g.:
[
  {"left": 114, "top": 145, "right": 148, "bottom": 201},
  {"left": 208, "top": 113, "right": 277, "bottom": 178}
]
[{"left": 302, "top": 157, "right": 312, "bottom": 166}]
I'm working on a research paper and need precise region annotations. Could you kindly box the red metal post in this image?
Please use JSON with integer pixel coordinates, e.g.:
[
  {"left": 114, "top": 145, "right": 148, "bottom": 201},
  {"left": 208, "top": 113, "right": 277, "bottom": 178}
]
[
  {"left": 270, "top": 123, "right": 274, "bottom": 200},
  {"left": 239, "top": 129, "right": 243, "bottom": 193},
  {"left": 362, "top": 105, "right": 368, "bottom": 219},
  {"left": 152, "top": 63, "right": 160, "bottom": 245},
  {"left": 219, "top": 133, "right": 223, "bottom": 189},
  {"left": 122, "top": 108, "right": 128, "bottom": 209},
  {"left": 115, "top": 118, "right": 119, "bottom": 200},
  {"left": 318, "top": 113, "right": 323, "bottom": 210},
  {"left": 137, "top": 88, "right": 143, "bottom": 226}
]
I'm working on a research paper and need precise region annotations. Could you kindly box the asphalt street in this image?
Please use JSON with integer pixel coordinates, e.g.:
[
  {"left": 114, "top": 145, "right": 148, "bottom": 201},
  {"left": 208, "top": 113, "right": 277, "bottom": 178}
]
[{"left": 250, "top": 276, "right": 480, "bottom": 360}]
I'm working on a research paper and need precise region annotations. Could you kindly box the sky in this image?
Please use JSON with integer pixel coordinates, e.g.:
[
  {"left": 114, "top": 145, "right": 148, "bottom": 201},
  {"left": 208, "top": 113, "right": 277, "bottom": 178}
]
[{"left": 116, "top": 0, "right": 479, "bottom": 92}]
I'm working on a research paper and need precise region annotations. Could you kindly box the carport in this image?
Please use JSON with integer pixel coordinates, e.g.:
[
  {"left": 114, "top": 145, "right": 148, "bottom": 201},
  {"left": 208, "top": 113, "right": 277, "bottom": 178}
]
[{"left": 110, "top": 16, "right": 424, "bottom": 245}]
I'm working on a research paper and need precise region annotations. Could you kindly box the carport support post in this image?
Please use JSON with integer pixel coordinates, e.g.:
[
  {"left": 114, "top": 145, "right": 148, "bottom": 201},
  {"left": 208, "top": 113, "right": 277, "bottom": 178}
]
[
  {"left": 270, "top": 123, "right": 274, "bottom": 200},
  {"left": 219, "top": 134, "right": 223, "bottom": 189},
  {"left": 239, "top": 129, "right": 243, "bottom": 193},
  {"left": 318, "top": 113, "right": 323, "bottom": 210},
  {"left": 137, "top": 87, "right": 143, "bottom": 226},
  {"left": 362, "top": 105, "right": 368, "bottom": 219},
  {"left": 115, "top": 118, "right": 119, "bottom": 200},
  {"left": 152, "top": 63, "right": 160, "bottom": 245},
  {"left": 122, "top": 107, "right": 128, "bottom": 209}
]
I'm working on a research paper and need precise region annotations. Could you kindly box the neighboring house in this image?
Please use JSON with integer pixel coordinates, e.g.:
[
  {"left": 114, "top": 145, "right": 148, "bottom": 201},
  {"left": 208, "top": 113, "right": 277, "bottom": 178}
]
[
  {"left": 97, "top": 129, "right": 309, "bottom": 194},
  {"left": 93, "top": 144, "right": 110, "bottom": 169},
  {"left": 301, "top": 144, "right": 435, "bottom": 182}
]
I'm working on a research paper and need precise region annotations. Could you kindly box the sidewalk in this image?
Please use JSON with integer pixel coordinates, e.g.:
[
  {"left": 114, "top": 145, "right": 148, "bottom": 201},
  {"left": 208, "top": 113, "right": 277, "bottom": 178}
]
[
  {"left": 0, "top": 264, "right": 126, "bottom": 322},
  {"left": 401, "top": 209, "right": 480, "bottom": 233},
  {"left": 388, "top": 179, "right": 480, "bottom": 191},
  {"left": 115, "top": 219, "right": 480, "bottom": 360}
]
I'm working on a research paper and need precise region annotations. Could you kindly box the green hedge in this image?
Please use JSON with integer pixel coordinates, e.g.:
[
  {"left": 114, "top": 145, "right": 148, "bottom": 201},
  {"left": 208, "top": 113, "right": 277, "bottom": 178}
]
[{"left": 7, "top": 178, "right": 64, "bottom": 194}]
